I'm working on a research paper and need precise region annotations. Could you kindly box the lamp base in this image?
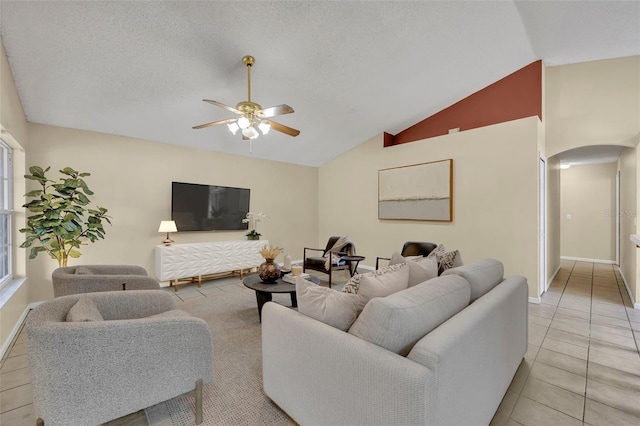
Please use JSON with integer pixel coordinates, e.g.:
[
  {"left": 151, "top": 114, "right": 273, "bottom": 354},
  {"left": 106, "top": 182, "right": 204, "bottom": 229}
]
[{"left": 163, "top": 233, "right": 174, "bottom": 246}]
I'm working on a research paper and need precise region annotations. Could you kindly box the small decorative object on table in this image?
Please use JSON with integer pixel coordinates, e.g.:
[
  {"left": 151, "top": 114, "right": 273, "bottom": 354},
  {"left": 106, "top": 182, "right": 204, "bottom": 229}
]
[
  {"left": 243, "top": 212, "right": 268, "bottom": 240},
  {"left": 258, "top": 243, "right": 282, "bottom": 283},
  {"left": 282, "top": 253, "right": 292, "bottom": 274}
]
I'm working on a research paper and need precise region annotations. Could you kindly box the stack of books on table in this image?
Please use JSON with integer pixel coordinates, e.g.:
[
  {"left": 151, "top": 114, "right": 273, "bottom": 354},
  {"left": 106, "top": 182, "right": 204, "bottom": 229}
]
[{"left": 282, "top": 273, "right": 310, "bottom": 284}]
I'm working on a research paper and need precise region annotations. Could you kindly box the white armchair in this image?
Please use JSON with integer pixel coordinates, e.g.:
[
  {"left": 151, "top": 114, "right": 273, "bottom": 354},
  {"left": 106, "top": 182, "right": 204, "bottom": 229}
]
[
  {"left": 26, "top": 290, "right": 213, "bottom": 425},
  {"left": 52, "top": 264, "right": 160, "bottom": 297}
]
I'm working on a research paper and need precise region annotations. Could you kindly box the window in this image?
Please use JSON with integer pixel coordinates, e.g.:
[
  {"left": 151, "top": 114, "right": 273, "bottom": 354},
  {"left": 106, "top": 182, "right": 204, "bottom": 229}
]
[{"left": 0, "top": 139, "right": 12, "bottom": 288}]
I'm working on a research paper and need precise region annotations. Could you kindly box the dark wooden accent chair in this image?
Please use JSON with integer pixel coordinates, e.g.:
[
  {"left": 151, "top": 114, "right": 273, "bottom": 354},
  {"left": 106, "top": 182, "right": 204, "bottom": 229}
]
[
  {"left": 375, "top": 241, "right": 438, "bottom": 269},
  {"left": 303, "top": 236, "right": 353, "bottom": 288}
]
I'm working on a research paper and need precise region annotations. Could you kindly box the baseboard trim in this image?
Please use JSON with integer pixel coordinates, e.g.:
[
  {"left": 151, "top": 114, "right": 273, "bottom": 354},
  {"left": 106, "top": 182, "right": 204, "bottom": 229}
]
[
  {"left": 529, "top": 297, "right": 541, "bottom": 304},
  {"left": 560, "top": 256, "right": 616, "bottom": 265},
  {"left": 616, "top": 268, "right": 639, "bottom": 310},
  {"left": 0, "top": 300, "right": 45, "bottom": 360},
  {"left": 0, "top": 304, "right": 30, "bottom": 361}
]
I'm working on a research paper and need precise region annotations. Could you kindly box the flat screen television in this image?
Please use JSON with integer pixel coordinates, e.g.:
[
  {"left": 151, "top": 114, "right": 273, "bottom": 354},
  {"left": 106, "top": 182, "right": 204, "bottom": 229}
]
[{"left": 171, "top": 182, "right": 250, "bottom": 232}]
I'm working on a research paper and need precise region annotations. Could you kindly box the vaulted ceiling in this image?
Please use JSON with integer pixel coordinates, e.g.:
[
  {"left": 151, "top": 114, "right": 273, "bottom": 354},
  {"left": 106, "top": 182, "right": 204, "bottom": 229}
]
[{"left": 1, "top": 1, "right": 638, "bottom": 167}]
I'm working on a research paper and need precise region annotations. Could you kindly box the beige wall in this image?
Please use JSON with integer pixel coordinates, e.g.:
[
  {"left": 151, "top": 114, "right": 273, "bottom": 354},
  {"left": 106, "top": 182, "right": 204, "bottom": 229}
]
[
  {"left": 560, "top": 163, "right": 617, "bottom": 261},
  {"left": 619, "top": 146, "right": 638, "bottom": 303},
  {"left": 26, "top": 124, "right": 318, "bottom": 302},
  {"left": 547, "top": 155, "right": 561, "bottom": 284},
  {"left": 319, "top": 116, "right": 541, "bottom": 298},
  {"left": 545, "top": 56, "right": 640, "bottom": 158},
  {"left": 0, "top": 38, "right": 30, "bottom": 351}
]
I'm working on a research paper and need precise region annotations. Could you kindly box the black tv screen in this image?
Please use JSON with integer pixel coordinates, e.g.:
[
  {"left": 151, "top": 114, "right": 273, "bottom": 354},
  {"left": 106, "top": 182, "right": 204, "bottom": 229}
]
[{"left": 171, "top": 182, "right": 250, "bottom": 232}]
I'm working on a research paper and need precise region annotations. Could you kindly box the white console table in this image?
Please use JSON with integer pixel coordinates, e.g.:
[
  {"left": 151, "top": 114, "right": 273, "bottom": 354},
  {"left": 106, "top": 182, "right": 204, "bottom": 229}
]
[{"left": 155, "top": 240, "right": 266, "bottom": 291}]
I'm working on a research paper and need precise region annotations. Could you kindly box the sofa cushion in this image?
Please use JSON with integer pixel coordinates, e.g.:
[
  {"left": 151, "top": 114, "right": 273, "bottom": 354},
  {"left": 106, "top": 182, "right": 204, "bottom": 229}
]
[
  {"left": 66, "top": 295, "right": 104, "bottom": 322},
  {"left": 296, "top": 277, "right": 360, "bottom": 331},
  {"left": 75, "top": 266, "right": 94, "bottom": 275},
  {"left": 354, "top": 264, "right": 410, "bottom": 312},
  {"left": 442, "top": 258, "right": 504, "bottom": 302},
  {"left": 342, "top": 263, "right": 406, "bottom": 295},
  {"left": 348, "top": 274, "right": 471, "bottom": 356},
  {"left": 389, "top": 252, "right": 438, "bottom": 287}
]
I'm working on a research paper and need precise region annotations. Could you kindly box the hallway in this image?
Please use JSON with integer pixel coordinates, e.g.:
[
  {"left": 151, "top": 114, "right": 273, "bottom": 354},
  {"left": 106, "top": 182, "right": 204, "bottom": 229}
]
[{"left": 492, "top": 260, "right": 640, "bottom": 425}]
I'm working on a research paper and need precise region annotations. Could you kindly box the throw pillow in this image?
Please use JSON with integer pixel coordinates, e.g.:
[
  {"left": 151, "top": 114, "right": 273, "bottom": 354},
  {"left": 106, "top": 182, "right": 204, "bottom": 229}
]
[
  {"left": 348, "top": 274, "right": 471, "bottom": 356},
  {"left": 437, "top": 249, "right": 461, "bottom": 274},
  {"left": 75, "top": 266, "right": 94, "bottom": 275},
  {"left": 296, "top": 277, "right": 360, "bottom": 331},
  {"left": 355, "top": 264, "right": 410, "bottom": 312},
  {"left": 388, "top": 252, "right": 438, "bottom": 287},
  {"left": 342, "top": 263, "right": 406, "bottom": 295},
  {"left": 426, "top": 244, "right": 463, "bottom": 275},
  {"left": 426, "top": 244, "right": 447, "bottom": 261},
  {"left": 66, "top": 295, "right": 104, "bottom": 322}
]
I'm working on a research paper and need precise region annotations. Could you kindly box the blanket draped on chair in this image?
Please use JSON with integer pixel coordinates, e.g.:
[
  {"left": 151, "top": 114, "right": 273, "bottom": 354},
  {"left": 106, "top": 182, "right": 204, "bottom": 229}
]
[{"left": 324, "top": 236, "right": 356, "bottom": 273}]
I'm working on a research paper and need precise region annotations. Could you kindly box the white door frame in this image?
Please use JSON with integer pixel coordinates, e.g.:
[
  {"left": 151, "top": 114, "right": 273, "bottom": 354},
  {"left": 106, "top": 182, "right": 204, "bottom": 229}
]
[
  {"left": 616, "top": 169, "right": 620, "bottom": 265},
  {"left": 539, "top": 154, "right": 547, "bottom": 296}
]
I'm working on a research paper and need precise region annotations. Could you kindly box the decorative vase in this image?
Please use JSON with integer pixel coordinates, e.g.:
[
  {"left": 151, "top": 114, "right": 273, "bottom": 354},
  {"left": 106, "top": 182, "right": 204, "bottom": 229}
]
[
  {"left": 258, "top": 258, "right": 281, "bottom": 283},
  {"left": 247, "top": 234, "right": 260, "bottom": 240}
]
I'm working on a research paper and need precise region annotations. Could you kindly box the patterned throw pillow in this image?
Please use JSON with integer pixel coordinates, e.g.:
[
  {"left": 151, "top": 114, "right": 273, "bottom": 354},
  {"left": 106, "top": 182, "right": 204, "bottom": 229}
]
[
  {"left": 342, "top": 263, "right": 406, "bottom": 294},
  {"left": 427, "top": 244, "right": 463, "bottom": 275},
  {"left": 437, "top": 249, "right": 460, "bottom": 274},
  {"left": 426, "top": 244, "right": 447, "bottom": 262}
]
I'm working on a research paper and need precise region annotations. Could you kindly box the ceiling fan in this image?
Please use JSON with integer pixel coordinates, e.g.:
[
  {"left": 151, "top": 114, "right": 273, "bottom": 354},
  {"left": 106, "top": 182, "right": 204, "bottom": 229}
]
[{"left": 193, "top": 55, "right": 300, "bottom": 141}]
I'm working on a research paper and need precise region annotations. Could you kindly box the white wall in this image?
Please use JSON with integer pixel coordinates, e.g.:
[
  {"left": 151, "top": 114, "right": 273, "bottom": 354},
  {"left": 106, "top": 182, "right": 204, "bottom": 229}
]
[
  {"left": 560, "top": 163, "right": 617, "bottom": 262},
  {"left": 319, "top": 116, "right": 541, "bottom": 298},
  {"left": 26, "top": 123, "right": 319, "bottom": 302}
]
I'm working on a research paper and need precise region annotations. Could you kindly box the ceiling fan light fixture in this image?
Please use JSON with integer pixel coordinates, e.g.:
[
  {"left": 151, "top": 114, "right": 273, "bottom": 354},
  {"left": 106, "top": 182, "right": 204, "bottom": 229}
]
[
  {"left": 242, "top": 125, "right": 259, "bottom": 140},
  {"left": 258, "top": 121, "right": 270, "bottom": 135},
  {"left": 237, "top": 115, "right": 251, "bottom": 129},
  {"left": 193, "top": 55, "right": 299, "bottom": 145},
  {"left": 227, "top": 121, "right": 240, "bottom": 134}
]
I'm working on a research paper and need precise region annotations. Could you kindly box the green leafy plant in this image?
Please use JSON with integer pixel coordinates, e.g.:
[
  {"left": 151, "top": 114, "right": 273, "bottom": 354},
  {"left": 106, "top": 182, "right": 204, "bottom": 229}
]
[{"left": 19, "top": 166, "right": 111, "bottom": 267}]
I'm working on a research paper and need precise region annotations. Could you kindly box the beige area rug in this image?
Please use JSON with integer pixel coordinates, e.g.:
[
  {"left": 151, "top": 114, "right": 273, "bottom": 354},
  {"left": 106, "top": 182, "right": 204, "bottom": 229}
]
[{"left": 145, "top": 287, "right": 296, "bottom": 426}]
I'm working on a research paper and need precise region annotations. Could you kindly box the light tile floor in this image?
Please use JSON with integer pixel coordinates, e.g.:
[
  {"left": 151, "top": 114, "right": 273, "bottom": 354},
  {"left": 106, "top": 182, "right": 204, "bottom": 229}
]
[
  {"left": 491, "top": 260, "right": 640, "bottom": 426},
  {"left": 2, "top": 262, "right": 639, "bottom": 425}
]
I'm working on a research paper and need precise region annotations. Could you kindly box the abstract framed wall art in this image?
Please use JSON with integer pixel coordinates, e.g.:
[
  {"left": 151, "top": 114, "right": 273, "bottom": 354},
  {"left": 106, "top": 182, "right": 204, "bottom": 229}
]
[{"left": 378, "top": 159, "right": 453, "bottom": 221}]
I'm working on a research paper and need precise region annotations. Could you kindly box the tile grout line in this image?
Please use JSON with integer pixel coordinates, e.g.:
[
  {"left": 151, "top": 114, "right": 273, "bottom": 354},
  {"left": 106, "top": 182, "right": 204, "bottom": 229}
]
[
  {"left": 506, "top": 261, "right": 572, "bottom": 423},
  {"left": 581, "top": 261, "right": 596, "bottom": 423},
  {"left": 613, "top": 264, "right": 640, "bottom": 356}
]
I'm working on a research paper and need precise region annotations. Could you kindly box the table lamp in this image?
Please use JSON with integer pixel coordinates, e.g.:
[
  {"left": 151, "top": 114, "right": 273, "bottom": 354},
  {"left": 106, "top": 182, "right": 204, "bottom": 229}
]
[{"left": 158, "top": 220, "right": 178, "bottom": 245}]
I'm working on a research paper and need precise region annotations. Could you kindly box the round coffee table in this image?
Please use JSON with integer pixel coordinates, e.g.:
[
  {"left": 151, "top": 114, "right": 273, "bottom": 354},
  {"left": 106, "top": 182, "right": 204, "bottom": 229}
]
[{"left": 243, "top": 274, "right": 320, "bottom": 322}]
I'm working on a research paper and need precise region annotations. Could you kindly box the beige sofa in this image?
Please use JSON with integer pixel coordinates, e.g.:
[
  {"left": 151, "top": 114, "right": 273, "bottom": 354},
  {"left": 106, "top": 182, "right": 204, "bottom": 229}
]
[{"left": 262, "top": 259, "right": 528, "bottom": 426}]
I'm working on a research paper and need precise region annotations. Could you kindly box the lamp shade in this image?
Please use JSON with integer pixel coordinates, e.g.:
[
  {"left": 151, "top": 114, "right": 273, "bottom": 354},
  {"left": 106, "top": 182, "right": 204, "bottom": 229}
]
[{"left": 158, "top": 220, "right": 177, "bottom": 233}]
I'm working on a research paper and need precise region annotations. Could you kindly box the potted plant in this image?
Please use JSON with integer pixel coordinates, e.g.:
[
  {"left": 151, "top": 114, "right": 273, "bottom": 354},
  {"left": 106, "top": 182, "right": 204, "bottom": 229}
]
[
  {"left": 19, "top": 166, "right": 111, "bottom": 267},
  {"left": 242, "top": 212, "right": 267, "bottom": 240}
]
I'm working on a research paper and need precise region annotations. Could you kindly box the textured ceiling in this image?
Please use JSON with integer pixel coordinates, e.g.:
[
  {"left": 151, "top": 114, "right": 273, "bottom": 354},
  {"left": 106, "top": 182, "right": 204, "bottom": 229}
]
[{"left": 0, "top": 1, "right": 638, "bottom": 167}]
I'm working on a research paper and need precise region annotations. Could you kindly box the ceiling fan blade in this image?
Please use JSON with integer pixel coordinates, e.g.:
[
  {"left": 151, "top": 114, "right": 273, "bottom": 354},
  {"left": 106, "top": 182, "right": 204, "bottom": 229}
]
[
  {"left": 256, "top": 104, "right": 294, "bottom": 118},
  {"left": 203, "top": 99, "right": 242, "bottom": 115},
  {"left": 192, "top": 118, "right": 237, "bottom": 130},
  {"left": 267, "top": 120, "right": 300, "bottom": 137}
]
